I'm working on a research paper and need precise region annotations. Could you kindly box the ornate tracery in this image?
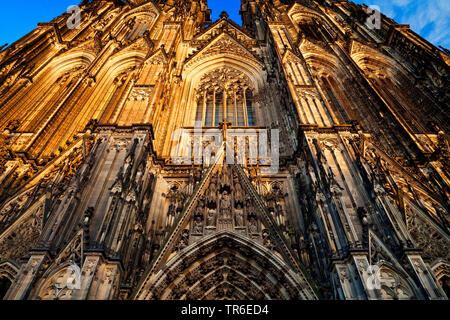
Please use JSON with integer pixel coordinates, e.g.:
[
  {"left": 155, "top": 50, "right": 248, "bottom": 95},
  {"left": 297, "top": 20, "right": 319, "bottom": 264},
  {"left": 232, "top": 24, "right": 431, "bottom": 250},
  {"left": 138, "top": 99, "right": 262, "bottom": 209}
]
[{"left": 194, "top": 67, "right": 256, "bottom": 127}]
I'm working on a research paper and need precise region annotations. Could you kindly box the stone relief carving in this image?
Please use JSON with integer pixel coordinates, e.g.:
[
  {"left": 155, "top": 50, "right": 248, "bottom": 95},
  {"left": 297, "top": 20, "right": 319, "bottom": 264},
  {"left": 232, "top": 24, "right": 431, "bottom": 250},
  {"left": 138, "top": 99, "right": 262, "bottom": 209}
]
[
  {"left": 405, "top": 207, "right": 450, "bottom": 261},
  {"left": 163, "top": 165, "right": 291, "bottom": 252},
  {"left": 377, "top": 266, "right": 415, "bottom": 300},
  {"left": 37, "top": 264, "right": 81, "bottom": 300},
  {"left": 128, "top": 86, "right": 153, "bottom": 101},
  {"left": 195, "top": 66, "right": 253, "bottom": 98},
  {"left": 195, "top": 35, "right": 257, "bottom": 62},
  {"left": 0, "top": 205, "right": 43, "bottom": 262}
]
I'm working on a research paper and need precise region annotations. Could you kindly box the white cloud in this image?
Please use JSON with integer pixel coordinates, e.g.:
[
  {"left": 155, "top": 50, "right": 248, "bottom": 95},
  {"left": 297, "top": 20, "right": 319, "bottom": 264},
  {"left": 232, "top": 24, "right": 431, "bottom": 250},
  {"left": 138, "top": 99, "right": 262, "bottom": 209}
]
[{"left": 356, "top": 0, "right": 450, "bottom": 48}]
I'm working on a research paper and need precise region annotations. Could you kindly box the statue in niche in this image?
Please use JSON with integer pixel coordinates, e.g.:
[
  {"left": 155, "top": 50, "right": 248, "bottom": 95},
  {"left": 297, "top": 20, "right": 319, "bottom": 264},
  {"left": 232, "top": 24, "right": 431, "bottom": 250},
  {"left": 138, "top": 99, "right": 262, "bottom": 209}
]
[
  {"left": 248, "top": 216, "right": 258, "bottom": 234},
  {"left": 195, "top": 198, "right": 205, "bottom": 216},
  {"left": 220, "top": 191, "right": 232, "bottom": 219},
  {"left": 221, "top": 166, "right": 231, "bottom": 189},
  {"left": 357, "top": 206, "right": 376, "bottom": 244},
  {"left": 235, "top": 204, "right": 244, "bottom": 227},
  {"left": 176, "top": 197, "right": 185, "bottom": 213},
  {"left": 194, "top": 168, "right": 202, "bottom": 185},
  {"left": 234, "top": 176, "right": 244, "bottom": 204},
  {"left": 206, "top": 208, "right": 216, "bottom": 226},
  {"left": 193, "top": 216, "right": 203, "bottom": 234},
  {"left": 208, "top": 176, "right": 218, "bottom": 201},
  {"left": 298, "top": 234, "right": 311, "bottom": 266},
  {"left": 178, "top": 230, "right": 189, "bottom": 251},
  {"left": 396, "top": 287, "right": 411, "bottom": 300}
]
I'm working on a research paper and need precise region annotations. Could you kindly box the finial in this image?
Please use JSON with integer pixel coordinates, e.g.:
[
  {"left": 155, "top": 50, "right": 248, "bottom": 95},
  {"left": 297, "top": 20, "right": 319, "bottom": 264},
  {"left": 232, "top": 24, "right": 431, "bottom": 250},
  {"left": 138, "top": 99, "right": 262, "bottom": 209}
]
[{"left": 219, "top": 11, "right": 229, "bottom": 20}]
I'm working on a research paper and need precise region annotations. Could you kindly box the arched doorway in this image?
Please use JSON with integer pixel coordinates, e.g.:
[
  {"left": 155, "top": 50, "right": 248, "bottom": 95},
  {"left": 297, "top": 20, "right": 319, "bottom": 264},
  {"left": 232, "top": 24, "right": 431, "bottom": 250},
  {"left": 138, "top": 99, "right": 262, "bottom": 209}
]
[
  {"left": 134, "top": 231, "right": 317, "bottom": 300},
  {"left": 0, "top": 260, "right": 20, "bottom": 300}
]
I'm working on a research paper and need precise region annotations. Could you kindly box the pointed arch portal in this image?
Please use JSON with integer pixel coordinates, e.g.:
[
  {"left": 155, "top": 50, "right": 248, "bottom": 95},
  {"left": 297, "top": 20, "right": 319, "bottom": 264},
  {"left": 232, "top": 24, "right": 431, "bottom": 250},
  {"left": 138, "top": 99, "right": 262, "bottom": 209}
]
[{"left": 135, "top": 231, "right": 316, "bottom": 300}]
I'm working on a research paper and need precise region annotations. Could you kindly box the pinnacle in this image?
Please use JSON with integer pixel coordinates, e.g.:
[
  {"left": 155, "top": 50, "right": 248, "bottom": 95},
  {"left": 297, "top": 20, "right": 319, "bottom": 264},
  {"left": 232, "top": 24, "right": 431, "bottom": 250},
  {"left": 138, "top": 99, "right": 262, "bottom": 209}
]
[{"left": 219, "top": 11, "right": 230, "bottom": 20}]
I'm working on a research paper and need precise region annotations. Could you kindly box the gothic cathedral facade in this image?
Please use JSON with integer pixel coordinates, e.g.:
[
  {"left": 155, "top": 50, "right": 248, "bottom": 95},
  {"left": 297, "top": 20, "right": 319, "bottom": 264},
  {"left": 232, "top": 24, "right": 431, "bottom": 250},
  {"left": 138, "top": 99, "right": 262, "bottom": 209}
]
[{"left": 0, "top": 0, "right": 449, "bottom": 300}]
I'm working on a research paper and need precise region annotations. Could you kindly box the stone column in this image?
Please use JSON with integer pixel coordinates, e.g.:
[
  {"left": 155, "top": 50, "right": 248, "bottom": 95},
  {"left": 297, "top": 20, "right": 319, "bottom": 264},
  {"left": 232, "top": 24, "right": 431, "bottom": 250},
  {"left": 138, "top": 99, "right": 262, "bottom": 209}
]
[{"left": 4, "top": 253, "right": 47, "bottom": 300}]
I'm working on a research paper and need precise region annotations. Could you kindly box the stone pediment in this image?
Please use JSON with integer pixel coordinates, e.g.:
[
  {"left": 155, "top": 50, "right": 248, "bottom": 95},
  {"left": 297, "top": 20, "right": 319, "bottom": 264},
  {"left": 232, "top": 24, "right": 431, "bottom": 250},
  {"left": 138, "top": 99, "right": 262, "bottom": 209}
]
[
  {"left": 132, "top": 158, "right": 318, "bottom": 299},
  {"left": 282, "top": 48, "right": 303, "bottom": 64},
  {"left": 118, "top": 37, "right": 152, "bottom": 56},
  {"left": 130, "top": 133, "right": 318, "bottom": 300},
  {"left": 195, "top": 19, "right": 255, "bottom": 43},
  {"left": 184, "top": 32, "right": 262, "bottom": 70},
  {"left": 350, "top": 39, "right": 381, "bottom": 58},
  {"left": 143, "top": 47, "right": 168, "bottom": 65},
  {"left": 70, "top": 38, "right": 99, "bottom": 56},
  {"left": 299, "top": 37, "right": 331, "bottom": 55}
]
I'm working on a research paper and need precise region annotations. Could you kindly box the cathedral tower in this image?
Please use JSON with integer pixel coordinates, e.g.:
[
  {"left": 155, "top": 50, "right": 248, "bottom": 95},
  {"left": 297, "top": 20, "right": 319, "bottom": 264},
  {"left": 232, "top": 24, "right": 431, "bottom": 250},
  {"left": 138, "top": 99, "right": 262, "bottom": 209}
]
[{"left": 0, "top": 0, "right": 448, "bottom": 300}]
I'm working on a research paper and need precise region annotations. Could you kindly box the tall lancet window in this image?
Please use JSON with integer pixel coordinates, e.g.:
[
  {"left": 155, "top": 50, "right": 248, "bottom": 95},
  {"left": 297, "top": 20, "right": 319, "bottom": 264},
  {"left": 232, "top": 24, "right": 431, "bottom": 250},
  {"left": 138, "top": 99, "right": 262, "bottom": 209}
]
[
  {"left": 195, "top": 67, "right": 256, "bottom": 127},
  {"left": 214, "top": 91, "right": 223, "bottom": 126},
  {"left": 126, "top": 14, "right": 155, "bottom": 41},
  {"left": 246, "top": 89, "right": 255, "bottom": 126}
]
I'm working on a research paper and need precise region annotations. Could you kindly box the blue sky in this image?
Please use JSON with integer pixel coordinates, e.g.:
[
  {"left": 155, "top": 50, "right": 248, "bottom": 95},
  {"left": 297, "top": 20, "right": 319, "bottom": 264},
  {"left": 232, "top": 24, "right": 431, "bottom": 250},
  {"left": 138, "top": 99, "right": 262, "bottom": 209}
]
[{"left": 0, "top": 0, "right": 448, "bottom": 48}]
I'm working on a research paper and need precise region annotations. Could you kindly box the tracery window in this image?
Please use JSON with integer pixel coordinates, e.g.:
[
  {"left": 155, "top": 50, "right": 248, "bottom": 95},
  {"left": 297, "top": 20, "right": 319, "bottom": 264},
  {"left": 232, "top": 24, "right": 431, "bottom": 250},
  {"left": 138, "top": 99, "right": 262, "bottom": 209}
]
[
  {"left": 0, "top": 64, "right": 87, "bottom": 132},
  {"left": 295, "top": 16, "right": 332, "bottom": 42},
  {"left": 319, "top": 75, "right": 351, "bottom": 124},
  {"left": 126, "top": 17, "right": 152, "bottom": 41},
  {"left": 194, "top": 67, "right": 256, "bottom": 127}
]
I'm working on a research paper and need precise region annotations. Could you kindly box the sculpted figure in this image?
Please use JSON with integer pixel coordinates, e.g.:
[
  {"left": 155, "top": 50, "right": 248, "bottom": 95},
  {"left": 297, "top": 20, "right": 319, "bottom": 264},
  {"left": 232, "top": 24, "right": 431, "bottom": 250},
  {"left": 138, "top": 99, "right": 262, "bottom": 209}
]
[
  {"left": 248, "top": 217, "right": 258, "bottom": 234},
  {"left": 0, "top": 203, "right": 13, "bottom": 224},
  {"left": 221, "top": 166, "right": 231, "bottom": 188},
  {"left": 206, "top": 209, "right": 216, "bottom": 226},
  {"left": 220, "top": 191, "right": 232, "bottom": 219},
  {"left": 193, "top": 216, "right": 203, "bottom": 234},
  {"left": 234, "top": 178, "right": 244, "bottom": 204},
  {"left": 195, "top": 201, "right": 204, "bottom": 217},
  {"left": 208, "top": 176, "right": 217, "bottom": 201},
  {"left": 235, "top": 204, "right": 244, "bottom": 227}
]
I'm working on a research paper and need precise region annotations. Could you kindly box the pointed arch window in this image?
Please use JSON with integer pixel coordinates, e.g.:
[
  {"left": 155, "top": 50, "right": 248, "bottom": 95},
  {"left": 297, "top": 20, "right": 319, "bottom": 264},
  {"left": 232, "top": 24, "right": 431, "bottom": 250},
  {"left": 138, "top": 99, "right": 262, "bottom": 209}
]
[
  {"left": 205, "top": 92, "right": 214, "bottom": 125},
  {"left": 126, "top": 14, "right": 155, "bottom": 41},
  {"left": 195, "top": 67, "right": 256, "bottom": 127},
  {"left": 319, "top": 75, "right": 351, "bottom": 124},
  {"left": 214, "top": 91, "right": 223, "bottom": 126},
  {"left": 246, "top": 89, "right": 255, "bottom": 126},
  {"left": 127, "top": 21, "right": 149, "bottom": 41}
]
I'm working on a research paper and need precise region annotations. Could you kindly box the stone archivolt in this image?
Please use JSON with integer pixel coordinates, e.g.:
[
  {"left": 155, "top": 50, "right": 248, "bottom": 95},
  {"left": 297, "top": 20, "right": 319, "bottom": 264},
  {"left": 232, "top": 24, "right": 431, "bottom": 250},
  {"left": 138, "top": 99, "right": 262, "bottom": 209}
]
[{"left": 136, "top": 231, "right": 311, "bottom": 300}]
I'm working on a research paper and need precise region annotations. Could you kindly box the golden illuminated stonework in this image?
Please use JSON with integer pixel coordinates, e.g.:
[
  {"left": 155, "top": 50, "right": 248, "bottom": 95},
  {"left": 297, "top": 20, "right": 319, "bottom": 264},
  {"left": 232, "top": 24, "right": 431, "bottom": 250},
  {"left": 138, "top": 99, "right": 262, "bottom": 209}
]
[{"left": 0, "top": 0, "right": 448, "bottom": 300}]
